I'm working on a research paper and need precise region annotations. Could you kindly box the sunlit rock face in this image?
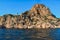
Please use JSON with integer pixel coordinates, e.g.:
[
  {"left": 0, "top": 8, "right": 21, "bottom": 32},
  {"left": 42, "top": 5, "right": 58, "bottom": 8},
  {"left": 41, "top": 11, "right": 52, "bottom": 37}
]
[
  {"left": 0, "top": 4, "right": 60, "bottom": 29},
  {"left": 30, "top": 4, "right": 56, "bottom": 20}
]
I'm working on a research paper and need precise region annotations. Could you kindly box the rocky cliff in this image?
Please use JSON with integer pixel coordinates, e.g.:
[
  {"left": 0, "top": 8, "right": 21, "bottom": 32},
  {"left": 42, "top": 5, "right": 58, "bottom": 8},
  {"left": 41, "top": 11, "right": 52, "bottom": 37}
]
[{"left": 0, "top": 4, "right": 60, "bottom": 29}]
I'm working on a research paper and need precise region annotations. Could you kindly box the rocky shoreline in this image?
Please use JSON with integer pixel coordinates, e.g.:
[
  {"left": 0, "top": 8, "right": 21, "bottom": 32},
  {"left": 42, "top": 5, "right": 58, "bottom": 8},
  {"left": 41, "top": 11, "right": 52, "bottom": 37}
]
[{"left": 0, "top": 4, "right": 60, "bottom": 29}]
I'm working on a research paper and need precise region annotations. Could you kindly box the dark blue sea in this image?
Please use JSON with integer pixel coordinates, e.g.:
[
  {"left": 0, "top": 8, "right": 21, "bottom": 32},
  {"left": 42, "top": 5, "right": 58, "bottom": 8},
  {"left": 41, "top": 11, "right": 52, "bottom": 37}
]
[{"left": 0, "top": 28, "right": 60, "bottom": 40}]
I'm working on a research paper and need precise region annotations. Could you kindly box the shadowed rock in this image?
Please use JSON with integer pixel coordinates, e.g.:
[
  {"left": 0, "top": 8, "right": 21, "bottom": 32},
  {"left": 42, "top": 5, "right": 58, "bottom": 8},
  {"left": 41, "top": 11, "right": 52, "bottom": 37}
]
[
  {"left": 0, "top": 4, "right": 60, "bottom": 29},
  {"left": 0, "top": 25, "right": 6, "bottom": 29}
]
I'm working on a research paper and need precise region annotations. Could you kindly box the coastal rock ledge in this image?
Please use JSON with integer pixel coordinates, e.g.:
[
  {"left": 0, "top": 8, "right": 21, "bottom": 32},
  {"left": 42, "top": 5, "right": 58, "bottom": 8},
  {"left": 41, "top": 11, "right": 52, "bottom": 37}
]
[{"left": 0, "top": 4, "right": 60, "bottom": 29}]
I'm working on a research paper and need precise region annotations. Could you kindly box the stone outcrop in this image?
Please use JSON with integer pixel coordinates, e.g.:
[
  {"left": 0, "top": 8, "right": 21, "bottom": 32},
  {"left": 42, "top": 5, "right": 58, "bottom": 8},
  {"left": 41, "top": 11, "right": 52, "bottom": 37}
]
[{"left": 0, "top": 4, "right": 60, "bottom": 29}]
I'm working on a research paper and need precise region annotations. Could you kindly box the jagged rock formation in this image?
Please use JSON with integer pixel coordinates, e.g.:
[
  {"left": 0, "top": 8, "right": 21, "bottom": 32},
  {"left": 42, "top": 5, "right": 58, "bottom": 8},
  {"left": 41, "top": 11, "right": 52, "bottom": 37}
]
[{"left": 0, "top": 4, "right": 60, "bottom": 29}]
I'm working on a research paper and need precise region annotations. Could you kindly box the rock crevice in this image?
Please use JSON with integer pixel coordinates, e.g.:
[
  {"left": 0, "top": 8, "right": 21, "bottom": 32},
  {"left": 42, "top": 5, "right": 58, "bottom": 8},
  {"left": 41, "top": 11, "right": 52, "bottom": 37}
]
[{"left": 0, "top": 4, "right": 60, "bottom": 29}]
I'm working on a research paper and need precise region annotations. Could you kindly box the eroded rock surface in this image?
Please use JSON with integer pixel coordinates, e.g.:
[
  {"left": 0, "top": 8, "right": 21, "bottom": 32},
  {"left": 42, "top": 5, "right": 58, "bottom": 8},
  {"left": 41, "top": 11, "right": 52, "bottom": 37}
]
[{"left": 0, "top": 4, "right": 60, "bottom": 29}]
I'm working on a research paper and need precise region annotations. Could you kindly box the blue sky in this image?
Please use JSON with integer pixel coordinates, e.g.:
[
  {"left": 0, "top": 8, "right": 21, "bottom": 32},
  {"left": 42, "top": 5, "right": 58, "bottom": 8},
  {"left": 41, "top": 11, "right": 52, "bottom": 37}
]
[{"left": 0, "top": 0, "right": 60, "bottom": 18}]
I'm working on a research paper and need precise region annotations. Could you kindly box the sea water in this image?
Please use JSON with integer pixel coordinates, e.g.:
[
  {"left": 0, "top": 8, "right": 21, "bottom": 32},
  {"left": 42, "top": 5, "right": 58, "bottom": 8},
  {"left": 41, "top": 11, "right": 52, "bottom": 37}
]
[{"left": 0, "top": 28, "right": 60, "bottom": 40}]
